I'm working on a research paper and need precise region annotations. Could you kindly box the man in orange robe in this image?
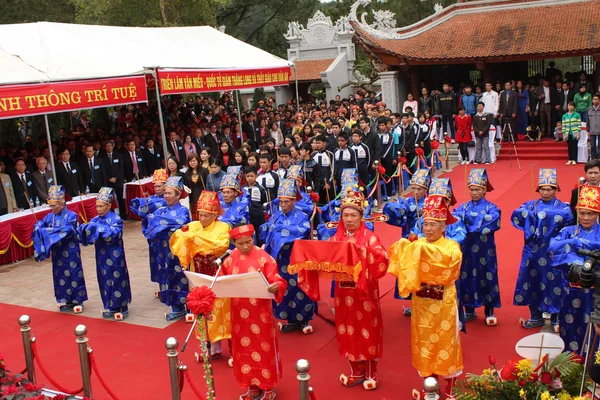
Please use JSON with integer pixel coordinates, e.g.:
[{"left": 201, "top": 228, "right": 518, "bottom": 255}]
[{"left": 222, "top": 224, "right": 287, "bottom": 400}]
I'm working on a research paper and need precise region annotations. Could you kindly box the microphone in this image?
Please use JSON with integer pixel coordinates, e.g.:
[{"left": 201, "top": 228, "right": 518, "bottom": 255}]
[{"left": 213, "top": 249, "right": 233, "bottom": 266}]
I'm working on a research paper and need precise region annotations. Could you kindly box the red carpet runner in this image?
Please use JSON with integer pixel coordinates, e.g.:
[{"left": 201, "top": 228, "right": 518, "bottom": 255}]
[{"left": 0, "top": 160, "right": 583, "bottom": 399}]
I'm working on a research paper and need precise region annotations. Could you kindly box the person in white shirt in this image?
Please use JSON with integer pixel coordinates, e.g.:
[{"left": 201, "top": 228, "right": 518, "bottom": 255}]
[{"left": 480, "top": 82, "right": 500, "bottom": 160}]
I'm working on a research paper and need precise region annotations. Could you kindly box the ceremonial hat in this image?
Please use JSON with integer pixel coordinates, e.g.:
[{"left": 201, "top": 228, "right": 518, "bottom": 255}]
[
  {"left": 96, "top": 187, "right": 114, "bottom": 205},
  {"left": 196, "top": 191, "right": 223, "bottom": 215},
  {"left": 422, "top": 195, "right": 457, "bottom": 224},
  {"left": 410, "top": 168, "right": 431, "bottom": 189},
  {"left": 165, "top": 176, "right": 183, "bottom": 193},
  {"left": 226, "top": 166, "right": 243, "bottom": 181},
  {"left": 537, "top": 168, "right": 560, "bottom": 191},
  {"left": 467, "top": 168, "right": 494, "bottom": 191},
  {"left": 277, "top": 179, "right": 298, "bottom": 199},
  {"left": 152, "top": 168, "right": 168, "bottom": 183},
  {"left": 428, "top": 178, "right": 457, "bottom": 206},
  {"left": 229, "top": 224, "right": 255, "bottom": 240},
  {"left": 287, "top": 165, "right": 304, "bottom": 182},
  {"left": 340, "top": 185, "right": 368, "bottom": 213},
  {"left": 220, "top": 173, "right": 241, "bottom": 192},
  {"left": 47, "top": 185, "right": 65, "bottom": 204},
  {"left": 341, "top": 168, "right": 358, "bottom": 186},
  {"left": 576, "top": 184, "right": 600, "bottom": 213}
]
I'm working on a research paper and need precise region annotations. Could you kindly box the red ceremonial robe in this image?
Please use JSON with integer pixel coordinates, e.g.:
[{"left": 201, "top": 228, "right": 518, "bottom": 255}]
[
  {"left": 222, "top": 246, "right": 288, "bottom": 390},
  {"left": 299, "top": 221, "right": 389, "bottom": 361}
]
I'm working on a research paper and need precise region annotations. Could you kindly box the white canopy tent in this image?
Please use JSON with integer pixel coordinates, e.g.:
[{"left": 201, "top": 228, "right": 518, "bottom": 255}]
[
  {"left": 0, "top": 22, "right": 294, "bottom": 175},
  {"left": 0, "top": 22, "right": 291, "bottom": 84}
]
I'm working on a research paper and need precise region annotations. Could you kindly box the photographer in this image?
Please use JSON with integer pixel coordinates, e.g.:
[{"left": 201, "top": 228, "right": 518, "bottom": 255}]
[
  {"left": 549, "top": 184, "right": 600, "bottom": 352},
  {"left": 569, "top": 159, "right": 600, "bottom": 218}
]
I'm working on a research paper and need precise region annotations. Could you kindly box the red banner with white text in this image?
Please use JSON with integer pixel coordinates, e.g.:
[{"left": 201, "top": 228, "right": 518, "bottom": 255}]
[
  {"left": 157, "top": 67, "right": 291, "bottom": 95},
  {"left": 0, "top": 75, "right": 148, "bottom": 120}
]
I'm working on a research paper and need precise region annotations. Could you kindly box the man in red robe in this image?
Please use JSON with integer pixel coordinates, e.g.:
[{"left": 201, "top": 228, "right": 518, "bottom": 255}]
[
  {"left": 296, "top": 186, "right": 389, "bottom": 390},
  {"left": 221, "top": 224, "right": 288, "bottom": 400}
]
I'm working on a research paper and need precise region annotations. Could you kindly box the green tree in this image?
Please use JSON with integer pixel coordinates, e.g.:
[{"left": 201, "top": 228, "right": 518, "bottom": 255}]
[{"left": 0, "top": 0, "right": 76, "bottom": 24}]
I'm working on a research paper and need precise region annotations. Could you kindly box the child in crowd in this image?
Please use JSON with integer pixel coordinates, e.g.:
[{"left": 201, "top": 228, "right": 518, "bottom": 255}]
[
  {"left": 243, "top": 166, "right": 267, "bottom": 245},
  {"left": 525, "top": 124, "right": 541, "bottom": 142},
  {"left": 553, "top": 121, "right": 563, "bottom": 142},
  {"left": 350, "top": 130, "right": 370, "bottom": 188},
  {"left": 454, "top": 107, "right": 472, "bottom": 164},
  {"left": 333, "top": 133, "right": 356, "bottom": 191},
  {"left": 257, "top": 153, "right": 279, "bottom": 201}
]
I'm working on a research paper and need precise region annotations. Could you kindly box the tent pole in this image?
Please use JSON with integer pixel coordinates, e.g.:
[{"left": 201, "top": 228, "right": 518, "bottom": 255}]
[
  {"left": 154, "top": 68, "right": 169, "bottom": 168},
  {"left": 43, "top": 114, "right": 57, "bottom": 182},
  {"left": 236, "top": 90, "right": 243, "bottom": 117},
  {"left": 294, "top": 64, "right": 300, "bottom": 114}
]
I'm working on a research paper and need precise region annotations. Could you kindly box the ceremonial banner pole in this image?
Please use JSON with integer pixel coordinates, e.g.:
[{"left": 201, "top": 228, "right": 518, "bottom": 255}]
[
  {"left": 293, "top": 64, "right": 300, "bottom": 114},
  {"left": 43, "top": 115, "right": 57, "bottom": 183},
  {"left": 154, "top": 68, "right": 170, "bottom": 168}
]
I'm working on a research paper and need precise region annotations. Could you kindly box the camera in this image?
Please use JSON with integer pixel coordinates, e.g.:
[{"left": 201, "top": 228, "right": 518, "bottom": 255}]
[{"left": 568, "top": 248, "right": 600, "bottom": 324}]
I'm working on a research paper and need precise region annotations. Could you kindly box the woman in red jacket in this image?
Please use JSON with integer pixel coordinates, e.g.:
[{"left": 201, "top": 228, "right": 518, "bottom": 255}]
[{"left": 454, "top": 107, "right": 473, "bottom": 164}]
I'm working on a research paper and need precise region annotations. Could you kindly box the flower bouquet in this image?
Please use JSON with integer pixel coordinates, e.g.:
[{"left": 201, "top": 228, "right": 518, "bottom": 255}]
[{"left": 454, "top": 352, "right": 588, "bottom": 399}]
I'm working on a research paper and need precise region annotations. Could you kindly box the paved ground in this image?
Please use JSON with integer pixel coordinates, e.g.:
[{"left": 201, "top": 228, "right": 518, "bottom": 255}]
[{"left": 0, "top": 221, "right": 176, "bottom": 329}]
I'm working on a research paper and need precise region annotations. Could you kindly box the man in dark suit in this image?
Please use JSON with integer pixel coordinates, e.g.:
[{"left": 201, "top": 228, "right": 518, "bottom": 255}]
[
  {"left": 204, "top": 122, "right": 223, "bottom": 157},
  {"left": 99, "top": 140, "right": 126, "bottom": 218},
  {"left": 499, "top": 81, "right": 519, "bottom": 141},
  {"left": 123, "top": 139, "right": 147, "bottom": 182},
  {"left": 141, "top": 138, "right": 162, "bottom": 175},
  {"left": 31, "top": 157, "right": 53, "bottom": 204},
  {"left": 56, "top": 148, "right": 84, "bottom": 198},
  {"left": 536, "top": 77, "right": 560, "bottom": 137},
  {"left": 11, "top": 158, "right": 39, "bottom": 209},
  {"left": 81, "top": 144, "right": 107, "bottom": 193},
  {"left": 191, "top": 128, "right": 204, "bottom": 153},
  {"left": 166, "top": 131, "right": 186, "bottom": 167},
  {"left": 557, "top": 81, "right": 575, "bottom": 121},
  {"left": 242, "top": 112, "right": 260, "bottom": 150}
]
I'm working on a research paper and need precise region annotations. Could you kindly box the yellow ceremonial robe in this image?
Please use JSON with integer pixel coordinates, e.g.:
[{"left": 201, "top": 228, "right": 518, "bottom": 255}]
[
  {"left": 170, "top": 220, "right": 232, "bottom": 343},
  {"left": 388, "top": 236, "right": 463, "bottom": 378}
]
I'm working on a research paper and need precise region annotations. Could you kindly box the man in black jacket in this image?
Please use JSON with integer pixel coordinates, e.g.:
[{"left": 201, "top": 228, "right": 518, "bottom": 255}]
[
  {"left": 166, "top": 131, "right": 186, "bottom": 167},
  {"left": 499, "top": 81, "right": 519, "bottom": 141},
  {"left": 123, "top": 139, "right": 147, "bottom": 182},
  {"left": 358, "top": 116, "right": 381, "bottom": 166},
  {"left": 11, "top": 158, "right": 39, "bottom": 209},
  {"left": 298, "top": 142, "right": 322, "bottom": 194},
  {"left": 204, "top": 122, "right": 222, "bottom": 157},
  {"left": 242, "top": 112, "right": 260, "bottom": 150},
  {"left": 99, "top": 141, "right": 126, "bottom": 218},
  {"left": 141, "top": 138, "right": 162, "bottom": 175},
  {"left": 438, "top": 83, "right": 457, "bottom": 142},
  {"left": 81, "top": 145, "right": 107, "bottom": 193},
  {"left": 56, "top": 148, "right": 84, "bottom": 198}
]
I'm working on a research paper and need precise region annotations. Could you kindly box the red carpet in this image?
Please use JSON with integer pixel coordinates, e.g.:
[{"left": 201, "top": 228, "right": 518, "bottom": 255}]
[
  {"left": 497, "top": 138, "right": 568, "bottom": 160},
  {"left": 0, "top": 160, "right": 584, "bottom": 399}
]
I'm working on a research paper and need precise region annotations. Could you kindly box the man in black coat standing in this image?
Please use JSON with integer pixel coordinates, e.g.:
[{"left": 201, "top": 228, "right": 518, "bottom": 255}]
[
  {"left": 11, "top": 158, "right": 39, "bottom": 209},
  {"left": 204, "top": 122, "right": 222, "bottom": 157},
  {"left": 166, "top": 131, "right": 186, "bottom": 168},
  {"left": 499, "top": 81, "right": 519, "bottom": 141},
  {"left": 123, "top": 139, "right": 147, "bottom": 182},
  {"left": 242, "top": 112, "right": 260, "bottom": 150},
  {"left": 81, "top": 144, "right": 107, "bottom": 193},
  {"left": 141, "top": 138, "right": 162, "bottom": 175},
  {"left": 99, "top": 141, "right": 126, "bottom": 218},
  {"left": 55, "top": 148, "right": 84, "bottom": 198}
]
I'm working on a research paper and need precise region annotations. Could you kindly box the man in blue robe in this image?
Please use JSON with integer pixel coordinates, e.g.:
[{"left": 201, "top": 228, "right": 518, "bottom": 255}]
[
  {"left": 260, "top": 179, "right": 313, "bottom": 334},
  {"left": 454, "top": 169, "right": 502, "bottom": 326},
  {"left": 219, "top": 173, "right": 250, "bottom": 228},
  {"left": 78, "top": 187, "right": 132, "bottom": 320},
  {"left": 549, "top": 184, "right": 600, "bottom": 352},
  {"left": 130, "top": 168, "right": 168, "bottom": 292},
  {"left": 512, "top": 168, "right": 574, "bottom": 329},
  {"left": 32, "top": 185, "right": 87, "bottom": 313},
  {"left": 143, "top": 176, "right": 191, "bottom": 321}
]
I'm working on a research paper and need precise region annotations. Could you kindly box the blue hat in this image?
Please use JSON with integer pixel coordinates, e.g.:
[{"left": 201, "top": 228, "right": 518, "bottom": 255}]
[
  {"left": 287, "top": 165, "right": 304, "bottom": 181},
  {"left": 429, "top": 178, "right": 457, "bottom": 206},
  {"left": 277, "top": 179, "right": 298, "bottom": 199},
  {"left": 220, "top": 173, "right": 241, "bottom": 192},
  {"left": 226, "top": 166, "right": 243, "bottom": 181},
  {"left": 467, "top": 168, "right": 494, "bottom": 191},
  {"left": 341, "top": 168, "right": 358, "bottom": 186},
  {"left": 165, "top": 176, "right": 183, "bottom": 193},
  {"left": 410, "top": 168, "right": 431, "bottom": 189},
  {"left": 97, "top": 187, "right": 114, "bottom": 205},
  {"left": 47, "top": 185, "right": 65, "bottom": 204},
  {"left": 538, "top": 168, "right": 560, "bottom": 191}
]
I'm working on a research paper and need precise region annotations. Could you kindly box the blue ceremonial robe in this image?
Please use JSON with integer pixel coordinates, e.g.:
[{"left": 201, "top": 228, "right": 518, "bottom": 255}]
[
  {"left": 269, "top": 192, "right": 314, "bottom": 217},
  {"left": 132, "top": 194, "right": 167, "bottom": 283},
  {"left": 31, "top": 208, "right": 87, "bottom": 305},
  {"left": 220, "top": 196, "right": 250, "bottom": 227},
  {"left": 260, "top": 208, "right": 313, "bottom": 324},
  {"left": 383, "top": 196, "right": 425, "bottom": 238},
  {"left": 454, "top": 198, "right": 502, "bottom": 309},
  {"left": 549, "top": 223, "right": 600, "bottom": 352},
  {"left": 78, "top": 211, "right": 132, "bottom": 311},
  {"left": 317, "top": 200, "right": 374, "bottom": 241},
  {"left": 512, "top": 198, "right": 573, "bottom": 313},
  {"left": 143, "top": 203, "right": 191, "bottom": 308}
]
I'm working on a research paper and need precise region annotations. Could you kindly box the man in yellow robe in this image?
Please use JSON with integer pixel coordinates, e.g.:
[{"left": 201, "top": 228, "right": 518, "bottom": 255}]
[
  {"left": 388, "top": 195, "right": 463, "bottom": 398},
  {"left": 170, "top": 190, "right": 232, "bottom": 361}
]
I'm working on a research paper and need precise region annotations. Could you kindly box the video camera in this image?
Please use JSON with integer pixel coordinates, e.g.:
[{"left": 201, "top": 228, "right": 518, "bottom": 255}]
[{"left": 568, "top": 248, "right": 600, "bottom": 324}]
